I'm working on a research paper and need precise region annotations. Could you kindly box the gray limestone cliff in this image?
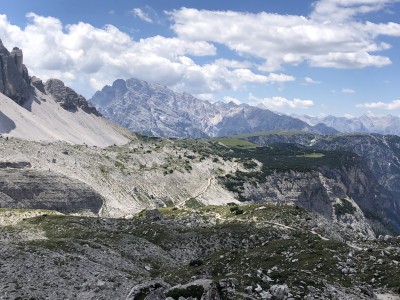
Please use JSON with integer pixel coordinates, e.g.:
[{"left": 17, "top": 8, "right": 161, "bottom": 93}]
[
  {"left": 0, "top": 38, "right": 99, "bottom": 117},
  {"left": 0, "top": 39, "right": 31, "bottom": 104},
  {"left": 240, "top": 132, "right": 400, "bottom": 233},
  {"left": 0, "top": 168, "right": 103, "bottom": 214}
]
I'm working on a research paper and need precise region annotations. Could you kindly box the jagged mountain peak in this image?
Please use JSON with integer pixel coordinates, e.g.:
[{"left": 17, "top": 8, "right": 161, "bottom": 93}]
[
  {"left": 91, "top": 77, "right": 337, "bottom": 138},
  {"left": 0, "top": 38, "right": 31, "bottom": 105},
  {"left": 44, "top": 78, "right": 100, "bottom": 115},
  {"left": 0, "top": 39, "right": 131, "bottom": 147}
]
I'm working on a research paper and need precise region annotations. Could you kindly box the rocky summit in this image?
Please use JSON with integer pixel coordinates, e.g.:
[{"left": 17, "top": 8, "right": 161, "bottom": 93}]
[
  {"left": 0, "top": 40, "right": 130, "bottom": 147},
  {"left": 44, "top": 78, "right": 100, "bottom": 115},
  {"left": 90, "top": 78, "right": 337, "bottom": 138},
  {"left": 0, "top": 39, "right": 31, "bottom": 105}
]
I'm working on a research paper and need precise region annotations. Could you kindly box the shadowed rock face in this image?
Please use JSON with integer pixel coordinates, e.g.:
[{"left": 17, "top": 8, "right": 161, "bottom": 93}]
[
  {"left": 0, "top": 169, "right": 103, "bottom": 214},
  {"left": 44, "top": 79, "right": 101, "bottom": 115},
  {"left": 0, "top": 39, "right": 31, "bottom": 104},
  {"left": 0, "top": 111, "right": 16, "bottom": 134}
]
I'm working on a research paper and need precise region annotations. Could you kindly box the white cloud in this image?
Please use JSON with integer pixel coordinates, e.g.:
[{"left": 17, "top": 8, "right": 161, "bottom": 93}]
[
  {"left": 249, "top": 94, "right": 314, "bottom": 109},
  {"left": 214, "top": 58, "right": 252, "bottom": 69},
  {"left": 344, "top": 114, "right": 355, "bottom": 118},
  {"left": 169, "top": 3, "right": 400, "bottom": 71},
  {"left": 233, "top": 69, "right": 295, "bottom": 84},
  {"left": 342, "top": 88, "right": 356, "bottom": 93},
  {"left": 0, "top": 13, "right": 285, "bottom": 97},
  {"left": 356, "top": 99, "right": 400, "bottom": 109},
  {"left": 304, "top": 77, "right": 321, "bottom": 84},
  {"left": 132, "top": 8, "right": 154, "bottom": 23},
  {"left": 311, "top": 0, "right": 398, "bottom": 22},
  {"left": 223, "top": 96, "right": 241, "bottom": 105}
]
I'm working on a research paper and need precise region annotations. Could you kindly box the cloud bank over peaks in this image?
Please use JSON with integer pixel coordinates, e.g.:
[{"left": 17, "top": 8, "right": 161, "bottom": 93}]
[
  {"left": 357, "top": 99, "right": 400, "bottom": 109},
  {"left": 248, "top": 94, "right": 314, "bottom": 109},
  {"left": 0, "top": 13, "right": 287, "bottom": 97},
  {"left": 0, "top": 0, "right": 399, "bottom": 109}
]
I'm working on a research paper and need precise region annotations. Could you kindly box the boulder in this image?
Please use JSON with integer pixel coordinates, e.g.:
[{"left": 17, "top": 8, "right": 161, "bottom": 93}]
[
  {"left": 270, "top": 284, "right": 290, "bottom": 300},
  {"left": 126, "top": 279, "right": 170, "bottom": 300}
]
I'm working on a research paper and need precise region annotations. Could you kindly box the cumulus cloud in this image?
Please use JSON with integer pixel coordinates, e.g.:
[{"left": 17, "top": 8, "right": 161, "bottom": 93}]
[
  {"left": 132, "top": 8, "right": 155, "bottom": 23},
  {"left": 223, "top": 96, "right": 241, "bottom": 105},
  {"left": 169, "top": 1, "right": 400, "bottom": 71},
  {"left": 1, "top": 0, "right": 399, "bottom": 100},
  {"left": 214, "top": 58, "right": 252, "bottom": 69},
  {"left": 304, "top": 77, "right": 321, "bottom": 84},
  {"left": 342, "top": 88, "right": 356, "bottom": 93},
  {"left": 248, "top": 94, "right": 314, "bottom": 109},
  {"left": 311, "top": 0, "right": 398, "bottom": 22},
  {"left": 0, "top": 13, "right": 288, "bottom": 97},
  {"left": 344, "top": 114, "right": 355, "bottom": 118},
  {"left": 356, "top": 99, "right": 400, "bottom": 109}
]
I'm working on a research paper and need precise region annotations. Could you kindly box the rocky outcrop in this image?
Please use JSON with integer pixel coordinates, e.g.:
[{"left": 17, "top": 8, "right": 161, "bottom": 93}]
[
  {"left": 241, "top": 132, "right": 400, "bottom": 233},
  {"left": 126, "top": 279, "right": 171, "bottom": 300},
  {"left": 45, "top": 79, "right": 100, "bottom": 115},
  {"left": 90, "top": 78, "right": 337, "bottom": 138},
  {"left": 0, "top": 39, "right": 31, "bottom": 104},
  {"left": 0, "top": 169, "right": 103, "bottom": 214},
  {"left": 0, "top": 161, "right": 31, "bottom": 169},
  {"left": 31, "top": 76, "right": 46, "bottom": 93}
]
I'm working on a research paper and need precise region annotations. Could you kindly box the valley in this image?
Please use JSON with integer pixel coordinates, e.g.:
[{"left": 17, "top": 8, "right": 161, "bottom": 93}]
[{"left": 0, "top": 38, "right": 399, "bottom": 299}]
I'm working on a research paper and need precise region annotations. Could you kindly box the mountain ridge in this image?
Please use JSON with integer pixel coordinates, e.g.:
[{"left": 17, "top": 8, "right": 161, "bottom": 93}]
[
  {"left": 90, "top": 78, "right": 338, "bottom": 138},
  {"left": 0, "top": 39, "right": 131, "bottom": 147},
  {"left": 297, "top": 113, "right": 400, "bottom": 136}
]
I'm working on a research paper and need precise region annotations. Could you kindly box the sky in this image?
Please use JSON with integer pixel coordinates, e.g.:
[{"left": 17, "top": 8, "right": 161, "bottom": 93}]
[{"left": 1, "top": 0, "right": 400, "bottom": 117}]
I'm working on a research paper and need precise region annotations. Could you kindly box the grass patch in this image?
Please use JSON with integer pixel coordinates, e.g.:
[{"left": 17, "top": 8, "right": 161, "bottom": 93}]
[
  {"left": 296, "top": 153, "right": 325, "bottom": 158},
  {"left": 166, "top": 285, "right": 204, "bottom": 300},
  {"left": 185, "top": 198, "right": 205, "bottom": 209},
  {"left": 334, "top": 199, "right": 356, "bottom": 217},
  {"left": 213, "top": 137, "right": 258, "bottom": 149}
]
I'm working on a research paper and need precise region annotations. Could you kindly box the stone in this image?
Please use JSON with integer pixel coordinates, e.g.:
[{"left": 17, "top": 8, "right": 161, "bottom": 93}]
[
  {"left": 260, "top": 291, "right": 272, "bottom": 299},
  {"left": 126, "top": 279, "right": 170, "bottom": 300},
  {"left": 360, "top": 285, "right": 374, "bottom": 297},
  {"left": 145, "top": 209, "right": 164, "bottom": 221},
  {"left": 270, "top": 284, "right": 290, "bottom": 300},
  {"left": 255, "top": 284, "right": 263, "bottom": 292},
  {"left": 31, "top": 76, "right": 46, "bottom": 94}
]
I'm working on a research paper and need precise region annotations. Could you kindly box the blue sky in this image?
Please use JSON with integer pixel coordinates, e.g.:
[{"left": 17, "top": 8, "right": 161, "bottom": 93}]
[{"left": 1, "top": 0, "right": 400, "bottom": 117}]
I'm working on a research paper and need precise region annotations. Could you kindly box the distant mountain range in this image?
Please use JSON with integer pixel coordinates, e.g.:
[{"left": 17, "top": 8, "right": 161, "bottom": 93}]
[
  {"left": 90, "top": 78, "right": 337, "bottom": 138},
  {"left": 296, "top": 114, "right": 400, "bottom": 136},
  {"left": 90, "top": 77, "right": 400, "bottom": 139}
]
